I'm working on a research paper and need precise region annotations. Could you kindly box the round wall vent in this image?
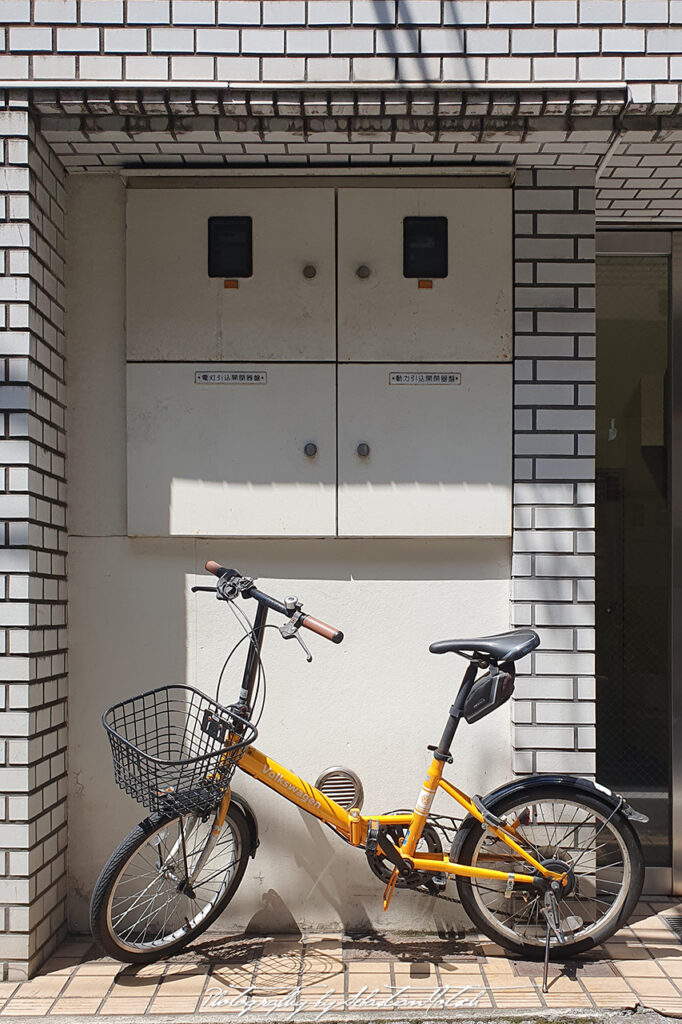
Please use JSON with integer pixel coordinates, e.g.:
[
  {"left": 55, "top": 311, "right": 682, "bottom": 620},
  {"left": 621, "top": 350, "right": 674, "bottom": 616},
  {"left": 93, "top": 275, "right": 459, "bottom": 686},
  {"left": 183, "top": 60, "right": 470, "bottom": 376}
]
[{"left": 314, "top": 767, "right": 364, "bottom": 811}]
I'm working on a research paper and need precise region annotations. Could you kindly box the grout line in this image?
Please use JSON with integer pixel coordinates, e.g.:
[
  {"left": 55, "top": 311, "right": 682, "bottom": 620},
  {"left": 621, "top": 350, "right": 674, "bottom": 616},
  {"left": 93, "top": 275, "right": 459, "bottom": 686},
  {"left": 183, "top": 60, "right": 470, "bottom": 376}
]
[
  {"left": 479, "top": 962, "right": 498, "bottom": 1009},
  {"left": 296, "top": 941, "right": 305, "bottom": 1012},
  {"left": 194, "top": 958, "right": 212, "bottom": 1013},
  {"left": 529, "top": 973, "right": 547, "bottom": 1008},
  {"left": 577, "top": 972, "right": 599, "bottom": 1010},
  {"left": 95, "top": 963, "right": 125, "bottom": 1012}
]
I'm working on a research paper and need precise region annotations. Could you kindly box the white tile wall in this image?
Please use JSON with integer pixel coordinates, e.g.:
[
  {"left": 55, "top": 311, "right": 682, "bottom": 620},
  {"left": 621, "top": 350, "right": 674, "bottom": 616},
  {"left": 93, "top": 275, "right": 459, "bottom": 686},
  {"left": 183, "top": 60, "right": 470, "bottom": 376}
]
[
  {"left": 0, "top": 0, "right": 678, "bottom": 114},
  {"left": 0, "top": 98, "right": 68, "bottom": 981},
  {"left": 511, "top": 167, "right": 596, "bottom": 778},
  {"left": 0, "top": 0, "right": 679, "bottom": 976}
]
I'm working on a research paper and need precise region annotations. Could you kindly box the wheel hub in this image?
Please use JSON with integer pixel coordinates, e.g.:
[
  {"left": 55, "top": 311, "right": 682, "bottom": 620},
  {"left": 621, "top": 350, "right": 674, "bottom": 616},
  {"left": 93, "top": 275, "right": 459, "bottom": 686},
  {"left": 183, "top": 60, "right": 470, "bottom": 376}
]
[{"left": 540, "top": 858, "right": 575, "bottom": 896}]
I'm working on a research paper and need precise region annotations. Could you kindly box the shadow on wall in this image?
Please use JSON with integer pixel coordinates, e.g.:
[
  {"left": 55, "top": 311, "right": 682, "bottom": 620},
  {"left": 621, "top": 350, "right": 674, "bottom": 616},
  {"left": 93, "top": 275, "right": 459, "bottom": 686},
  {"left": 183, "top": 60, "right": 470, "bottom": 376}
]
[
  {"left": 246, "top": 890, "right": 303, "bottom": 936},
  {"left": 191, "top": 537, "right": 511, "bottom": 580},
  {"left": 373, "top": 1, "right": 475, "bottom": 84},
  {"left": 66, "top": 539, "right": 197, "bottom": 928},
  {"left": 67, "top": 536, "right": 511, "bottom": 937}
]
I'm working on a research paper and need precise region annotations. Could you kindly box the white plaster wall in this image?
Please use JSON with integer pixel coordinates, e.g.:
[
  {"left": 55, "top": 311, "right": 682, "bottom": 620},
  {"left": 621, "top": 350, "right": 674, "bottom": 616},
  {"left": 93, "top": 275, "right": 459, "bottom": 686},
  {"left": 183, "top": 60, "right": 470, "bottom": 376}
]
[{"left": 65, "top": 174, "right": 514, "bottom": 937}]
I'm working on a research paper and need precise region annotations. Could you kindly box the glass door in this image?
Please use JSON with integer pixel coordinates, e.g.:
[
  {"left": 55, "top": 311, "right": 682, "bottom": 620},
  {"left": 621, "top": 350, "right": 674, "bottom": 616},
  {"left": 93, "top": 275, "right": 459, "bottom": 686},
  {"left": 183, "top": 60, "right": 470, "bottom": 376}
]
[{"left": 596, "top": 237, "right": 671, "bottom": 890}]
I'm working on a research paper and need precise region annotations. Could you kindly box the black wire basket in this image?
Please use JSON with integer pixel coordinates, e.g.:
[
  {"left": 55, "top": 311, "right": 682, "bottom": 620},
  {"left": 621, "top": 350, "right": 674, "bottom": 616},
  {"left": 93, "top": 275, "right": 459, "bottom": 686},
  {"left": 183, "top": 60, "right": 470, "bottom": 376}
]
[{"left": 103, "top": 685, "right": 258, "bottom": 816}]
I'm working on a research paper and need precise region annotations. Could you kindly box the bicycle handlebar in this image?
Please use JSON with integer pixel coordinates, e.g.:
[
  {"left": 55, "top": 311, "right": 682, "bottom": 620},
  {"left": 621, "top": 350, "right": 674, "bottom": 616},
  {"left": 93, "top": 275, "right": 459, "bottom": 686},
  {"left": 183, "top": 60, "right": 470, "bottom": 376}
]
[{"left": 204, "top": 561, "right": 344, "bottom": 645}]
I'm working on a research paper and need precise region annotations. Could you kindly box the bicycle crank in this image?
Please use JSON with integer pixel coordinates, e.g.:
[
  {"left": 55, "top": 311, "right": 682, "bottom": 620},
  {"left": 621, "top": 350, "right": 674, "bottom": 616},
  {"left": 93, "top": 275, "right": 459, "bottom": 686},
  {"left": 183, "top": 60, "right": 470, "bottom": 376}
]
[{"left": 366, "top": 815, "right": 446, "bottom": 894}]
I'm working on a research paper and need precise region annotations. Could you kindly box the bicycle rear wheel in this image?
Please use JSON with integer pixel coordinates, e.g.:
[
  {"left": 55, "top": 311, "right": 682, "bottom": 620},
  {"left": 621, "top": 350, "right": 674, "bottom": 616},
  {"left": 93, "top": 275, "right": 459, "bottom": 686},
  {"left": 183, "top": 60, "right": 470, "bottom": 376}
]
[
  {"left": 90, "top": 804, "right": 250, "bottom": 964},
  {"left": 455, "top": 783, "right": 644, "bottom": 959}
]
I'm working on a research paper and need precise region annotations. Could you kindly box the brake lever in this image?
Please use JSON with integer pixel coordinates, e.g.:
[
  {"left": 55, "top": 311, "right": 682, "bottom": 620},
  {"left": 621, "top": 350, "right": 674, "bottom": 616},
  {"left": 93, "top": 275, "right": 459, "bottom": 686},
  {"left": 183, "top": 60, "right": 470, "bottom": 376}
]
[
  {"left": 279, "top": 603, "right": 313, "bottom": 663},
  {"left": 293, "top": 630, "right": 313, "bottom": 663},
  {"left": 279, "top": 620, "right": 313, "bottom": 662}
]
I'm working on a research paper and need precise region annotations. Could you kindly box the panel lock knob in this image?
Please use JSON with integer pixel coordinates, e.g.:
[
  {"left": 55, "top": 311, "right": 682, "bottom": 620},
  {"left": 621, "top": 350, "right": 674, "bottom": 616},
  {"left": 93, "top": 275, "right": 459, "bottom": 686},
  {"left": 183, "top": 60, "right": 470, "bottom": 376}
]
[
  {"left": 356, "top": 265, "right": 371, "bottom": 279},
  {"left": 303, "top": 264, "right": 317, "bottom": 279},
  {"left": 304, "top": 442, "right": 318, "bottom": 457},
  {"left": 356, "top": 442, "right": 370, "bottom": 458}
]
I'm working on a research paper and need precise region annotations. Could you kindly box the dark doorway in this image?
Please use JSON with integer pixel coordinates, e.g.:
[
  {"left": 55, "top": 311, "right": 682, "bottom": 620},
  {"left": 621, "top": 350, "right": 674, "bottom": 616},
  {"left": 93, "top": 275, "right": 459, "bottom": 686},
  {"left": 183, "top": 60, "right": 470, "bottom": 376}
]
[{"left": 596, "top": 251, "right": 670, "bottom": 874}]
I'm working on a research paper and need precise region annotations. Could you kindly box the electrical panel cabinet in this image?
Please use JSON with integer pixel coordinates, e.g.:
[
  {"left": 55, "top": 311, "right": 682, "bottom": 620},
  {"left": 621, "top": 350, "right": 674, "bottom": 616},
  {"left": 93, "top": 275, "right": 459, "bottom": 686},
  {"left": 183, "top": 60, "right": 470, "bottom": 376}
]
[
  {"left": 337, "top": 363, "right": 512, "bottom": 537},
  {"left": 126, "top": 363, "right": 336, "bottom": 537},
  {"left": 337, "top": 188, "right": 512, "bottom": 363},
  {"left": 126, "top": 188, "right": 336, "bottom": 362},
  {"left": 125, "top": 183, "right": 513, "bottom": 540}
]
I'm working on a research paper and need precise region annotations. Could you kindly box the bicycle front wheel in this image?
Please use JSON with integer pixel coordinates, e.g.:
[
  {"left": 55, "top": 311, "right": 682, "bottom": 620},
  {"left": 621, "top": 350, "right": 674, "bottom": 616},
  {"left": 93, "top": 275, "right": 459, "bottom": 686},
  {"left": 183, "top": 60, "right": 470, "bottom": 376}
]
[
  {"left": 455, "top": 784, "right": 644, "bottom": 959},
  {"left": 90, "top": 804, "right": 250, "bottom": 964}
]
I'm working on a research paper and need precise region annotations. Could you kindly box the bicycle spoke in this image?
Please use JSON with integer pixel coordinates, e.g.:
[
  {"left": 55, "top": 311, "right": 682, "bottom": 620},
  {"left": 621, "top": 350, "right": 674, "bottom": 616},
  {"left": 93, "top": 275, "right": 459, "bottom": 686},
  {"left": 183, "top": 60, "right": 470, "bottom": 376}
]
[
  {"left": 499, "top": 898, "right": 540, "bottom": 930},
  {"left": 468, "top": 794, "right": 631, "bottom": 949},
  {"left": 107, "top": 814, "right": 242, "bottom": 952}
]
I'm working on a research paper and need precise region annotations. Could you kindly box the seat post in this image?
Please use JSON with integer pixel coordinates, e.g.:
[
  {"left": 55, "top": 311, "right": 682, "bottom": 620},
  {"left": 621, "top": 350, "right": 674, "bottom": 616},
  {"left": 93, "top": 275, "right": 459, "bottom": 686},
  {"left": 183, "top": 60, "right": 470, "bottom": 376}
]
[{"left": 434, "top": 661, "right": 479, "bottom": 760}]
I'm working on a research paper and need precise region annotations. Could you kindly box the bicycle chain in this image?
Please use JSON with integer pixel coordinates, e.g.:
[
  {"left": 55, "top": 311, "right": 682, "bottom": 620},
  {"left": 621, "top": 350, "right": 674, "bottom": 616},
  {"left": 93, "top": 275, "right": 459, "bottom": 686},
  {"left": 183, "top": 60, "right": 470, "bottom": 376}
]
[
  {"left": 426, "top": 813, "right": 463, "bottom": 905},
  {"left": 421, "top": 884, "right": 462, "bottom": 905}
]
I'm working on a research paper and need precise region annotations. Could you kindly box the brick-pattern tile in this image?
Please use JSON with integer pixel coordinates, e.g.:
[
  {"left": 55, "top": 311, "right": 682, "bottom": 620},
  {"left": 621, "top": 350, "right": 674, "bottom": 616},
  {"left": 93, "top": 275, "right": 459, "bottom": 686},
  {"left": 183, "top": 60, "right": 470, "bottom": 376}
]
[
  {"left": 0, "top": 97, "right": 68, "bottom": 981},
  {"left": 511, "top": 166, "right": 596, "bottom": 776},
  {"left": 0, "top": 0, "right": 677, "bottom": 114}
]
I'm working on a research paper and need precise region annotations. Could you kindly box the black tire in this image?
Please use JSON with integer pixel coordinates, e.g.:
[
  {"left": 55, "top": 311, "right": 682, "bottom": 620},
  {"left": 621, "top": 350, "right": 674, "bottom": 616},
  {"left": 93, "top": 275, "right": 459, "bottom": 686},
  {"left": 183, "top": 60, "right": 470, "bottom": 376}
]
[
  {"left": 90, "top": 805, "right": 250, "bottom": 964},
  {"left": 455, "top": 783, "right": 644, "bottom": 959}
]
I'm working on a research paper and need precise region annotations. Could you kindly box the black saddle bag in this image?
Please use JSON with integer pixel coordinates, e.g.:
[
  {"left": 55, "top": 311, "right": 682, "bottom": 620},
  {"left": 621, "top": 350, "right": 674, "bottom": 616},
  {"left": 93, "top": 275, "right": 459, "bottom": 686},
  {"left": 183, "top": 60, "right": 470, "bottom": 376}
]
[{"left": 463, "top": 662, "right": 515, "bottom": 724}]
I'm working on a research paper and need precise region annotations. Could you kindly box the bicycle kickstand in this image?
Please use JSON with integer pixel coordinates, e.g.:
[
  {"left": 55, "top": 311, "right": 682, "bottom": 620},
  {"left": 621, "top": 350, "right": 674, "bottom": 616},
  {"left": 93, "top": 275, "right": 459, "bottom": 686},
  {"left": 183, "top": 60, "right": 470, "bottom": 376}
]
[
  {"left": 541, "top": 914, "right": 551, "bottom": 994},
  {"left": 540, "top": 887, "right": 566, "bottom": 994}
]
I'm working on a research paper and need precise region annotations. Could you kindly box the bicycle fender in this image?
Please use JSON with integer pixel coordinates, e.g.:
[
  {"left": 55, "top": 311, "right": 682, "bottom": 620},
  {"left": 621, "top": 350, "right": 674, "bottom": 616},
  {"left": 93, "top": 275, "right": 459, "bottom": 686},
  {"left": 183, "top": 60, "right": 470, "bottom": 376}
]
[
  {"left": 450, "top": 774, "right": 647, "bottom": 863},
  {"left": 481, "top": 775, "right": 647, "bottom": 824},
  {"left": 230, "top": 791, "right": 260, "bottom": 858}
]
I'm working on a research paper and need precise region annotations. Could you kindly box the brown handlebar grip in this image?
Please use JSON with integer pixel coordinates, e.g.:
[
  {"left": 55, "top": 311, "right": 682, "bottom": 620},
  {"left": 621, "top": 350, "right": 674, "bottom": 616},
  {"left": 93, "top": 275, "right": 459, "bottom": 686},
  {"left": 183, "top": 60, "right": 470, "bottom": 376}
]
[
  {"left": 301, "top": 614, "right": 344, "bottom": 644},
  {"left": 205, "top": 561, "right": 239, "bottom": 579}
]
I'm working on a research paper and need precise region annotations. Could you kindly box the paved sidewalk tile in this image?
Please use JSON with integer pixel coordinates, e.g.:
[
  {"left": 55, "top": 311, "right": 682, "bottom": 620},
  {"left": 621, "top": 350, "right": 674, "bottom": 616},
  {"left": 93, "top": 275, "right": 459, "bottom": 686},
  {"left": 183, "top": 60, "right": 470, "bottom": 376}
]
[
  {"left": 15, "top": 975, "right": 68, "bottom": 998},
  {"left": 149, "top": 995, "right": 201, "bottom": 1013},
  {"left": 99, "top": 996, "right": 153, "bottom": 1014},
  {"left": 1, "top": 998, "right": 55, "bottom": 1016},
  {"left": 52, "top": 997, "right": 105, "bottom": 1014},
  {"left": 5, "top": 899, "right": 682, "bottom": 1018}
]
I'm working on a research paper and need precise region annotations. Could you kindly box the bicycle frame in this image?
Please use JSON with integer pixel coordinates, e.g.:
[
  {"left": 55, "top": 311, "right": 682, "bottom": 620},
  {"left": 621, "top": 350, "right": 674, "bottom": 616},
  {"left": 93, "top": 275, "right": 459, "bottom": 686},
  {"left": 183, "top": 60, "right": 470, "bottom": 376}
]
[
  {"left": 209, "top": 597, "right": 564, "bottom": 904},
  {"left": 233, "top": 744, "right": 563, "bottom": 891}
]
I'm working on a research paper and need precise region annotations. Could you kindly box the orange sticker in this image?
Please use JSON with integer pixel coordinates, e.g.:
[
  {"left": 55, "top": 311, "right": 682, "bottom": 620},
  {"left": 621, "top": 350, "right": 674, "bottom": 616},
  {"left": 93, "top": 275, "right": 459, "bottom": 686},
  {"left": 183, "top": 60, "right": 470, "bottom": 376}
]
[
  {"left": 418, "top": 279, "right": 433, "bottom": 289},
  {"left": 224, "top": 280, "right": 239, "bottom": 289}
]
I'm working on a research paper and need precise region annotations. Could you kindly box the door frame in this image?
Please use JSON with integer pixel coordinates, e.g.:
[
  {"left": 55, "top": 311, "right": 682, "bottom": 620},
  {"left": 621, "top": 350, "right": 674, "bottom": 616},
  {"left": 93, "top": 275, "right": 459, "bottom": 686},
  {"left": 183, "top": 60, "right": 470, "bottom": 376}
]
[{"left": 596, "top": 229, "right": 679, "bottom": 896}]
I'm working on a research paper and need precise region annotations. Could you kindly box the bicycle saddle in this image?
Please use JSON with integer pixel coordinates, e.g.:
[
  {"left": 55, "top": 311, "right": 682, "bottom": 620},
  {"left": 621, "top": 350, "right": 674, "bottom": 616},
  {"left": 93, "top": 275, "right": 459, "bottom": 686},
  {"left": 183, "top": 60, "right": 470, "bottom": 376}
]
[{"left": 429, "top": 628, "right": 540, "bottom": 663}]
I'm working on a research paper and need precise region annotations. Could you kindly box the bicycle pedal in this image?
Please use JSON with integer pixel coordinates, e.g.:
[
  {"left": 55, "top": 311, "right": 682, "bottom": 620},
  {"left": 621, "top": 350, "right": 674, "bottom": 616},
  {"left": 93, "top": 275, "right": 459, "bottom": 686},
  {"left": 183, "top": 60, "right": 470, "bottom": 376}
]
[
  {"left": 383, "top": 869, "right": 399, "bottom": 911},
  {"left": 424, "top": 873, "right": 447, "bottom": 895}
]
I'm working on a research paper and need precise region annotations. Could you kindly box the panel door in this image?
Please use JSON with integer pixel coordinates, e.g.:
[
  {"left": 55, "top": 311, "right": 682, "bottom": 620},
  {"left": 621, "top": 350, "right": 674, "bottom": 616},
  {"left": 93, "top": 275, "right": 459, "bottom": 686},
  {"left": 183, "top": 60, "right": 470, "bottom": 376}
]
[
  {"left": 337, "top": 188, "right": 512, "bottom": 363},
  {"left": 127, "top": 363, "right": 336, "bottom": 537},
  {"left": 126, "top": 188, "right": 335, "bottom": 362},
  {"left": 337, "top": 364, "right": 512, "bottom": 537}
]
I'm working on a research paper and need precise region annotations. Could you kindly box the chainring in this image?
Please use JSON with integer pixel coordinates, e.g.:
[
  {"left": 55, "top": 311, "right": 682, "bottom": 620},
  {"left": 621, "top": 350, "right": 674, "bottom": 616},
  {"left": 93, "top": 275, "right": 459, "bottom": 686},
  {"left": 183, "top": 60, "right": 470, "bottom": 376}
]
[{"left": 367, "top": 815, "right": 443, "bottom": 889}]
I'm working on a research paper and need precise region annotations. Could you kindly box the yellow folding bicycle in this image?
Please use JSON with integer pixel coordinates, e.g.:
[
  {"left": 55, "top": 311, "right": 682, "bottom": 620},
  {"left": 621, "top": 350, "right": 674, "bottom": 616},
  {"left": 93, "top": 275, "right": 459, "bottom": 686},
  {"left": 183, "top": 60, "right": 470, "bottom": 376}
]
[{"left": 91, "top": 562, "right": 645, "bottom": 979}]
